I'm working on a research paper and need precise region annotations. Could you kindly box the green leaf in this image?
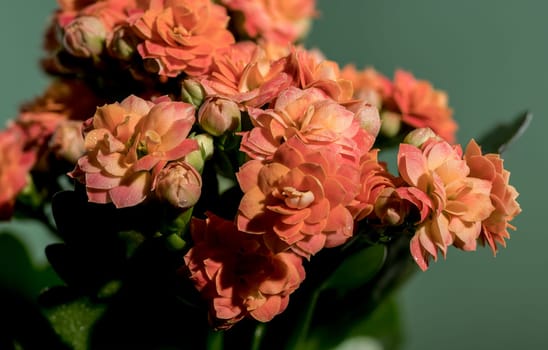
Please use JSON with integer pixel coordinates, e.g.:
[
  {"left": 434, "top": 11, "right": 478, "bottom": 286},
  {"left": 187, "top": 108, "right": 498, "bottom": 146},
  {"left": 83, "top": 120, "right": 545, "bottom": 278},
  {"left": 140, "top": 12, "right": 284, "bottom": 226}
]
[
  {"left": 477, "top": 110, "right": 532, "bottom": 154},
  {"left": 343, "top": 297, "right": 403, "bottom": 350},
  {"left": 321, "top": 244, "right": 387, "bottom": 294},
  {"left": 44, "top": 297, "right": 106, "bottom": 350}
]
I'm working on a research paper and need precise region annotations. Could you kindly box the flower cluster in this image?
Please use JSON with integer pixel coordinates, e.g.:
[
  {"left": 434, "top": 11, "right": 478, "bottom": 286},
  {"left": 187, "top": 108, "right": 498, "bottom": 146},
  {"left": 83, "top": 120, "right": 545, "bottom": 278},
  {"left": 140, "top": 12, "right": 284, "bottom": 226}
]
[{"left": 0, "top": 0, "right": 521, "bottom": 334}]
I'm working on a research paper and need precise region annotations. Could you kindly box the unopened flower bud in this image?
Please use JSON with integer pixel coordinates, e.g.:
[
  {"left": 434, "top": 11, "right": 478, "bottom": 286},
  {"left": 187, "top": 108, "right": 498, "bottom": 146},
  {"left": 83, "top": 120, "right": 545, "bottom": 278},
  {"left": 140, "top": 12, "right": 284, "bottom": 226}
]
[
  {"left": 107, "top": 25, "right": 139, "bottom": 61},
  {"left": 198, "top": 98, "right": 241, "bottom": 136},
  {"left": 379, "top": 110, "right": 401, "bottom": 138},
  {"left": 403, "top": 127, "right": 440, "bottom": 148},
  {"left": 181, "top": 79, "right": 205, "bottom": 107},
  {"left": 49, "top": 120, "right": 85, "bottom": 164},
  {"left": 63, "top": 16, "right": 107, "bottom": 58},
  {"left": 183, "top": 134, "right": 214, "bottom": 173},
  {"left": 354, "top": 102, "right": 381, "bottom": 138},
  {"left": 156, "top": 161, "right": 202, "bottom": 209}
]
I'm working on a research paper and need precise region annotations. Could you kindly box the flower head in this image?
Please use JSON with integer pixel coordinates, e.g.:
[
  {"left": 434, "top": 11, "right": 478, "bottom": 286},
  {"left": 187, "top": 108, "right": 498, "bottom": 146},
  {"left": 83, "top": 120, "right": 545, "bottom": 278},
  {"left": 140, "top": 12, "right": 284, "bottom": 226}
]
[
  {"left": 240, "top": 87, "right": 374, "bottom": 162},
  {"left": 385, "top": 70, "right": 457, "bottom": 143},
  {"left": 398, "top": 137, "right": 495, "bottom": 270},
  {"left": 132, "top": 0, "right": 235, "bottom": 77},
  {"left": 237, "top": 136, "right": 360, "bottom": 258},
  {"left": 0, "top": 127, "right": 35, "bottom": 220},
  {"left": 464, "top": 139, "right": 521, "bottom": 255},
  {"left": 198, "top": 41, "right": 292, "bottom": 108},
  {"left": 70, "top": 94, "right": 198, "bottom": 208},
  {"left": 184, "top": 213, "right": 305, "bottom": 330},
  {"left": 221, "top": 0, "right": 316, "bottom": 45}
]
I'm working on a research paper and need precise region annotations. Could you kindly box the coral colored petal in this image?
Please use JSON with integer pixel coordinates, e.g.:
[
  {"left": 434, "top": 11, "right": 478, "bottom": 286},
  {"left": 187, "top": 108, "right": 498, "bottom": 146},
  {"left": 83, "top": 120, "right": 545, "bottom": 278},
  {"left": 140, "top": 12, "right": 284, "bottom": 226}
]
[{"left": 109, "top": 172, "right": 151, "bottom": 208}]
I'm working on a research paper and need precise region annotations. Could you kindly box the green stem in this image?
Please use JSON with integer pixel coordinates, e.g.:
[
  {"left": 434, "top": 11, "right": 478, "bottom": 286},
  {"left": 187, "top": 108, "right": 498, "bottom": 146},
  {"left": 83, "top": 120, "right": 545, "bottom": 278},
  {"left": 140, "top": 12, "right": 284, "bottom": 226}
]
[
  {"left": 250, "top": 323, "right": 266, "bottom": 350},
  {"left": 287, "top": 287, "right": 322, "bottom": 350}
]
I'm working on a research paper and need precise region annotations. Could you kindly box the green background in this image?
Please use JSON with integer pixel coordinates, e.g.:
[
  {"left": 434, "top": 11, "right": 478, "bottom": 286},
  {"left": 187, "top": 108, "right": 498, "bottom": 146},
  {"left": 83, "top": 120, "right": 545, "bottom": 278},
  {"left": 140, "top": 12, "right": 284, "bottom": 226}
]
[{"left": 1, "top": 1, "right": 546, "bottom": 349}]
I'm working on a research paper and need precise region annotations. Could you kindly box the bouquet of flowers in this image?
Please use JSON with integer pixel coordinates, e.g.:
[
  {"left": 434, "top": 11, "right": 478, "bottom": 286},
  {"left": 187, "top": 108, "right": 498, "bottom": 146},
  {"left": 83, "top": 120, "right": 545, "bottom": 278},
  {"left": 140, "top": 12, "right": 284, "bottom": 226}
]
[{"left": 0, "top": 0, "right": 528, "bottom": 349}]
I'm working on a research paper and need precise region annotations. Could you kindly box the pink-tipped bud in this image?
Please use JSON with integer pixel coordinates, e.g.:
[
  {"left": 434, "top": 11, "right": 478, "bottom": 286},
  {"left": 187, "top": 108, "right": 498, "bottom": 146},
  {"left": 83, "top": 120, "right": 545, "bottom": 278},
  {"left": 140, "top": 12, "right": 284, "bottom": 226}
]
[
  {"left": 63, "top": 16, "right": 107, "bottom": 58},
  {"left": 198, "top": 98, "right": 241, "bottom": 136},
  {"left": 49, "top": 120, "right": 85, "bottom": 164},
  {"left": 403, "top": 127, "right": 440, "bottom": 148},
  {"left": 181, "top": 79, "right": 205, "bottom": 107},
  {"left": 379, "top": 110, "right": 402, "bottom": 138},
  {"left": 155, "top": 161, "right": 202, "bottom": 209}
]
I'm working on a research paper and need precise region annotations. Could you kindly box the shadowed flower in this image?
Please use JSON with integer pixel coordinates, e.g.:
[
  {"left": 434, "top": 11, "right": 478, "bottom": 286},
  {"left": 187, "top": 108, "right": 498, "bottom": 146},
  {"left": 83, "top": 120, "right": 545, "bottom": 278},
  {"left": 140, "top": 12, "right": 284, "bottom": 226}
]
[
  {"left": 384, "top": 69, "right": 457, "bottom": 143},
  {"left": 464, "top": 139, "right": 521, "bottom": 255},
  {"left": 398, "top": 137, "right": 495, "bottom": 270},
  {"left": 183, "top": 213, "right": 305, "bottom": 330},
  {"left": 70, "top": 94, "right": 198, "bottom": 208},
  {"left": 56, "top": 0, "right": 144, "bottom": 29},
  {"left": 63, "top": 15, "right": 107, "bottom": 58},
  {"left": 49, "top": 120, "right": 85, "bottom": 164},
  {"left": 221, "top": 0, "right": 316, "bottom": 45},
  {"left": 0, "top": 127, "right": 35, "bottom": 220},
  {"left": 237, "top": 136, "right": 360, "bottom": 258},
  {"left": 132, "top": 0, "right": 235, "bottom": 77}
]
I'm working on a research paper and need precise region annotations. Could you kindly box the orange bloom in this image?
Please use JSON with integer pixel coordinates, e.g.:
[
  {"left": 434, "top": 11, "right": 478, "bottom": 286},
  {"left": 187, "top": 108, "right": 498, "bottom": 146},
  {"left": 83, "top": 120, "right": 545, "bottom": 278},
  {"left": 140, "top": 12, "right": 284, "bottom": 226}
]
[
  {"left": 184, "top": 213, "right": 305, "bottom": 330},
  {"left": 0, "top": 127, "right": 35, "bottom": 220},
  {"left": 240, "top": 87, "right": 373, "bottom": 162},
  {"left": 132, "top": 0, "right": 235, "bottom": 77},
  {"left": 398, "top": 138, "right": 495, "bottom": 270},
  {"left": 385, "top": 70, "right": 457, "bottom": 143},
  {"left": 70, "top": 95, "right": 198, "bottom": 208},
  {"left": 464, "top": 140, "right": 521, "bottom": 255},
  {"left": 198, "top": 41, "right": 292, "bottom": 108},
  {"left": 221, "top": 0, "right": 316, "bottom": 45},
  {"left": 288, "top": 47, "right": 353, "bottom": 103},
  {"left": 340, "top": 65, "right": 392, "bottom": 107},
  {"left": 56, "top": 0, "right": 143, "bottom": 29},
  {"left": 237, "top": 136, "right": 360, "bottom": 258}
]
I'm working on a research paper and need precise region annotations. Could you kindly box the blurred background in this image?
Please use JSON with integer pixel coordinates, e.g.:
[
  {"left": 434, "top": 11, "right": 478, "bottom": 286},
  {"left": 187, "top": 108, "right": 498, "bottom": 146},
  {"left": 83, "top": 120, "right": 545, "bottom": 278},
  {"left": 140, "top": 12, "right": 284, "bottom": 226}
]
[{"left": 1, "top": 1, "right": 546, "bottom": 349}]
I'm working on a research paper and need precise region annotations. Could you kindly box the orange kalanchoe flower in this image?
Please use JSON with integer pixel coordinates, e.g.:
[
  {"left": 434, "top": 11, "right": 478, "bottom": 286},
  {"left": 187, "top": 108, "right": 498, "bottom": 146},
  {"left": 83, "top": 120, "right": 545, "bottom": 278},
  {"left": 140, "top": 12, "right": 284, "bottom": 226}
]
[
  {"left": 0, "top": 127, "right": 36, "bottom": 220},
  {"left": 464, "top": 140, "right": 521, "bottom": 255},
  {"left": 385, "top": 70, "right": 457, "bottom": 143},
  {"left": 132, "top": 0, "right": 235, "bottom": 77},
  {"left": 70, "top": 94, "right": 198, "bottom": 208},
  {"left": 221, "top": 0, "right": 316, "bottom": 45},
  {"left": 240, "top": 87, "right": 375, "bottom": 162},
  {"left": 237, "top": 136, "right": 361, "bottom": 258},
  {"left": 340, "top": 65, "right": 392, "bottom": 108},
  {"left": 198, "top": 41, "right": 292, "bottom": 108},
  {"left": 398, "top": 136, "right": 495, "bottom": 270},
  {"left": 184, "top": 213, "right": 305, "bottom": 330},
  {"left": 289, "top": 47, "right": 354, "bottom": 103}
]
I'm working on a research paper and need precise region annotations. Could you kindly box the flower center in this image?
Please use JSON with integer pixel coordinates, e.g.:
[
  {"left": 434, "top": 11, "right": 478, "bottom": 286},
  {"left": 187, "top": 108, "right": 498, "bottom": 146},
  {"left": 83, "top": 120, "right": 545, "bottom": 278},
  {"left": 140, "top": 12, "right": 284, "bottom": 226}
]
[{"left": 281, "top": 186, "right": 315, "bottom": 209}]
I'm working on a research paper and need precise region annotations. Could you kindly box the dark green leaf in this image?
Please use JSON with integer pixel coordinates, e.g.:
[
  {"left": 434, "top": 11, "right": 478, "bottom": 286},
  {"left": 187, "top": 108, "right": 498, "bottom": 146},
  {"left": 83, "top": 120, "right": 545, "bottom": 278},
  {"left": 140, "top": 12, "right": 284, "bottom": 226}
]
[
  {"left": 44, "top": 297, "right": 106, "bottom": 350},
  {"left": 321, "top": 244, "right": 387, "bottom": 294},
  {"left": 477, "top": 110, "right": 532, "bottom": 154}
]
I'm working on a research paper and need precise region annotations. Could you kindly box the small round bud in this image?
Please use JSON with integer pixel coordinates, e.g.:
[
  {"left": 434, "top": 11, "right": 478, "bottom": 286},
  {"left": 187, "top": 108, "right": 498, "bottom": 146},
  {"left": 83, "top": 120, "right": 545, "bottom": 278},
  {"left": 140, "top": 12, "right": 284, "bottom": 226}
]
[
  {"left": 181, "top": 79, "right": 205, "bottom": 107},
  {"left": 198, "top": 98, "right": 241, "bottom": 137},
  {"left": 379, "top": 110, "right": 402, "bottom": 138},
  {"left": 63, "top": 16, "right": 106, "bottom": 58},
  {"left": 403, "top": 127, "right": 440, "bottom": 148},
  {"left": 155, "top": 161, "right": 202, "bottom": 209}
]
